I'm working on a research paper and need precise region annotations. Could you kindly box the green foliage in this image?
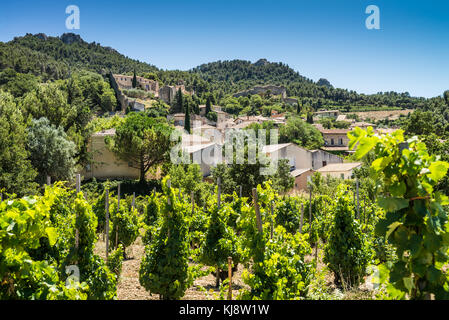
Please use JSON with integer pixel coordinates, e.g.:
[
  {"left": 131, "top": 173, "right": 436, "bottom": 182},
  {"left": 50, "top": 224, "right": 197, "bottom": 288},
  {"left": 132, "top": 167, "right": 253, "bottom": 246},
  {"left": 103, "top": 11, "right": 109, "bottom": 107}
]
[
  {"left": 199, "top": 202, "right": 242, "bottom": 286},
  {"left": 239, "top": 226, "right": 313, "bottom": 300},
  {"left": 275, "top": 197, "right": 302, "bottom": 234},
  {"left": 27, "top": 117, "right": 76, "bottom": 184},
  {"left": 108, "top": 112, "right": 174, "bottom": 181},
  {"left": 350, "top": 127, "right": 449, "bottom": 299},
  {"left": 0, "top": 91, "right": 37, "bottom": 196},
  {"left": 271, "top": 159, "right": 295, "bottom": 194},
  {"left": 280, "top": 116, "right": 324, "bottom": 149},
  {"left": 107, "top": 245, "right": 124, "bottom": 276},
  {"left": 139, "top": 177, "right": 191, "bottom": 300},
  {"left": 324, "top": 185, "right": 370, "bottom": 288},
  {"left": 109, "top": 200, "right": 139, "bottom": 250},
  {"left": 0, "top": 184, "right": 117, "bottom": 300}
]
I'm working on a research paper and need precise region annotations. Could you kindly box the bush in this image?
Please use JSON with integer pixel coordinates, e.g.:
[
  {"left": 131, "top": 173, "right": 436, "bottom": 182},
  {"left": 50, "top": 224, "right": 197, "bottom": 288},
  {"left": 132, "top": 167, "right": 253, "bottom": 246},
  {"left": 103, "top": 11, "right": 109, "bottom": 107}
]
[
  {"left": 139, "top": 177, "right": 191, "bottom": 300},
  {"left": 239, "top": 226, "right": 314, "bottom": 300},
  {"left": 107, "top": 244, "right": 124, "bottom": 276},
  {"left": 324, "top": 185, "right": 369, "bottom": 288}
]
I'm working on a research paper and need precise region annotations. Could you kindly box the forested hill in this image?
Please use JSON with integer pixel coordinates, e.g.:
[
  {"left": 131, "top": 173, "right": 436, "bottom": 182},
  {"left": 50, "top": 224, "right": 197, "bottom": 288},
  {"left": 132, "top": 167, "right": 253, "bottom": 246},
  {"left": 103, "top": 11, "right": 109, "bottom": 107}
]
[
  {"left": 3, "top": 33, "right": 158, "bottom": 79},
  {"left": 0, "top": 33, "right": 429, "bottom": 109},
  {"left": 190, "top": 59, "right": 427, "bottom": 109}
]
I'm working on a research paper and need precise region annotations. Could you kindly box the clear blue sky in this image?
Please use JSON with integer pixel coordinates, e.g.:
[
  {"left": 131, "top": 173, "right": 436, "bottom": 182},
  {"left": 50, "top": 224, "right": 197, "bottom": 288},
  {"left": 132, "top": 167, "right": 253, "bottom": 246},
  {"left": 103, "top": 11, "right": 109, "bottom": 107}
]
[{"left": 1, "top": 0, "right": 448, "bottom": 98}]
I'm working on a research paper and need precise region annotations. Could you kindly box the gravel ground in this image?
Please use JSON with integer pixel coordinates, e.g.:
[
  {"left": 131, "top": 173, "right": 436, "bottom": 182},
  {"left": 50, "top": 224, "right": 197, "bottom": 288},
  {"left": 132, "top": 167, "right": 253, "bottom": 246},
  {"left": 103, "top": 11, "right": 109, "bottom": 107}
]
[{"left": 94, "top": 236, "right": 248, "bottom": 300}]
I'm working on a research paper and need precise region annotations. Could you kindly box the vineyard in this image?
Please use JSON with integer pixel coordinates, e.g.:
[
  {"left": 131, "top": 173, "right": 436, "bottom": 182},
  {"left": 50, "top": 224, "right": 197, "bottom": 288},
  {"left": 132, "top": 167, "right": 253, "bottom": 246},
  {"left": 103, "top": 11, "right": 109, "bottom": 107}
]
[{"left": 1, "top": 128, "right": 449, "bottom": 300}]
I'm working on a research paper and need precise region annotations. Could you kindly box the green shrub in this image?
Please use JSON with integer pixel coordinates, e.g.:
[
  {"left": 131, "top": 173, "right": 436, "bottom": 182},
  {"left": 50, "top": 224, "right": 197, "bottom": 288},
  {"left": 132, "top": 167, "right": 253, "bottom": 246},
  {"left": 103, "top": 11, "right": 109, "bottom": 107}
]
[
  {"left": 324, "top": 185, "right": 369, "bottom": 288},
  {"left": 139, "top": 177, "right": 191, "bottom": 300}
]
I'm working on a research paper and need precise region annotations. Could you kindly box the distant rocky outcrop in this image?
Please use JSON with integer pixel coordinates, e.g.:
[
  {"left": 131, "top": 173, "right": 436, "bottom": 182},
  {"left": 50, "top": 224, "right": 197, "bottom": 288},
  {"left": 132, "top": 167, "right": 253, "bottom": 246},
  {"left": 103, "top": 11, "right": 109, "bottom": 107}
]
[
  {"left": 60, "top": 33, "right": 85, "bottom": 45},
  {"left": 35, "top": 33, "right": 48, "bottom": 41},
  {"left": 254, "top": 58, "right": 269, "bottom": 66},
  {"left": 233, "top": 85, "right": 287, "bottom": 99},
  {"left": 317, "top": 78, "right": 333, "bottom": 88}
]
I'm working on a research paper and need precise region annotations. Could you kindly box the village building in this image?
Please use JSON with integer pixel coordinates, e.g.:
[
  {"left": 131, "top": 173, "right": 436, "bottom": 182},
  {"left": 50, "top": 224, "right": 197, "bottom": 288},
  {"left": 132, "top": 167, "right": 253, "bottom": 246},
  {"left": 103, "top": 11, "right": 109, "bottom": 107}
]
[
  {"left": 82, "top": 129, "right": 140, "bottom": 180},
  {"left": 314, "top": 110, "right": 340, "bottom": 119},
  {"left": 290, "top": 168, "right": 314, "bottom": 192},
  {"left": 350, "top": 122, "right": 377, "bottom": 130},
  {"left": 113, "top": 74, "right": 159, "bottom": 93},
  {"left": 262, "top": 143, "right": 343, "bottom": 171},
  {"left": 159, "top": 84, "right": 190, "bottom": 104},
  {"left": 318, "top": 128, "right": 351, "bottom": 153},
  {"left": 182, "top": 143, "right": 220, "bottom": 177},
  {"left": 316, "top": 162, "right": 362, "bottom": 179}
]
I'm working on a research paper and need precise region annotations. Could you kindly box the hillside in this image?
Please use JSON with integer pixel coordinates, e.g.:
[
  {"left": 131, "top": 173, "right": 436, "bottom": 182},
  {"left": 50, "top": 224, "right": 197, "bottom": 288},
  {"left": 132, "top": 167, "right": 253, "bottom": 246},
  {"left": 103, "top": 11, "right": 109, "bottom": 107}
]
[
  {"left": 190, "top": 59, "right": 427, "bottom": 110},
  {"left": 0, "top": 33, "right": 429, "bottom": 110},
  {"left": 7, "top": 33, "right": 158, "bottom": 76}
]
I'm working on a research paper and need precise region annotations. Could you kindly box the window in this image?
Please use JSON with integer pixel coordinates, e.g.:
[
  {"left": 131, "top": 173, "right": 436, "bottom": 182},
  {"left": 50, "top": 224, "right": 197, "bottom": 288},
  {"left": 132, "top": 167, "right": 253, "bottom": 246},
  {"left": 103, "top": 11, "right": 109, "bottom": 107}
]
[
  {"left": 85, "top": 164, "right": 91, "bottom": 172},
  {"left": 331, "top": 138, "right": 335, "bottom": 146},
  {"left": 341, "top": 173, "right": 345, "bottom": 179},
  {"left": 322, "top": 161, "right": 327, "bottom": 167},
  {"left": 339, "top": 138, "right": 343, "bottom": 145}
]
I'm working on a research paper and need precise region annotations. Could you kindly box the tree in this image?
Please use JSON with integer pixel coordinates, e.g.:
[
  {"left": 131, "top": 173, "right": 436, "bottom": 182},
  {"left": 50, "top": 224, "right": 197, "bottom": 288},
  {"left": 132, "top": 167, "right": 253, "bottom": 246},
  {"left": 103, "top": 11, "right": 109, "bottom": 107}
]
[
  {"left": 184, "top": 100, "right": 191, "bottom": 133},
  {"left": 444, "top": 90, "right": 449, "bottom": 106},
  {"left": 205, "top": 95, "right": 212, "bottom": 115},
  {"left": 27, "top": 117, "right": 77, "bottom": 185},
  {"left": 169, "top": 164, "right": 203, "bottom": 195},
  {"left": 271, "top": 159, "right": 295, "bottom": 194},
  {"left": 108, "top": 113, "right": 174, "bottom": 182},
  {"left": 0, "top": 91, "right": 37, "bottom": 195},
  {"left": 296, "top": 102, "right": 301, "bottom": 114},
  {"left": 132, "top": 70, "right": 137, "bottom": 88},
  {"left": 403, "top": 110, "right": 435, "bottom": 136},
  {"left": 280, "top": 117, "right": 324, "bottom": 149},
  {"left": 306, "top": 112, "right": 314, "bottom": 124},
  {"left": 175, "top": 88, "right": 184, "bottom": 113}
]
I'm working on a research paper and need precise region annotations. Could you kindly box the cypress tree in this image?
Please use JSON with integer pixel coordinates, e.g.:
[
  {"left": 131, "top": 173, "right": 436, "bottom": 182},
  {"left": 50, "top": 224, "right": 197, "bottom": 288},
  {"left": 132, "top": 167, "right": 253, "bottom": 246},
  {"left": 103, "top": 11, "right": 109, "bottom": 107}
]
[
  {"left": 205, "top": 96, "right": 212, "bottom": 115},
  {"left": 184, "top": 100, "right": 191, "bottom": 133},
  {"left": 132, "top": 70, "right": 137, "bottom": 88},
  {"left": 306, "top": 112, "right": 314, "bottom": 124},
  {"left": 296, "top": 102, "right": 301, "bottom": 114},
  {"left": 176, "top": 89, "right": 184, "bottom": 113}
]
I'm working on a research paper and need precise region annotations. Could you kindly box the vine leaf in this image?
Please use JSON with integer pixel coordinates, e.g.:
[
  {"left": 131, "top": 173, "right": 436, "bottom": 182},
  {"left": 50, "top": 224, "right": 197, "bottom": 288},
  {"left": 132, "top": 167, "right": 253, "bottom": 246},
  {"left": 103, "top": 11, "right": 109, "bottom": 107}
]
[
  {"left": 378, "top": 197, "right": 409, "bottom": 212},
  {"left": 45, "top": 227, "right": 57, "bottom": 246},
  {"left": 386, "top": 221, "right": 402, "bottom": 239},
  {"left": 428, "top": 161, "right": 449, "bottom": 182}
]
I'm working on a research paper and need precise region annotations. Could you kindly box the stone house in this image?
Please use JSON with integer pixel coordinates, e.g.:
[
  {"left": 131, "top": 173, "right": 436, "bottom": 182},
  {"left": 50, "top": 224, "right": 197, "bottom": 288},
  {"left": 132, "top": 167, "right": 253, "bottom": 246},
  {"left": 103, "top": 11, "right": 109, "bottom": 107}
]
[
  {"left": 113, "top": 74, "right": 159, "bottom": 93},
  {"left": 290, "top": 168, "right": 314, "bottom": 192},
  {"left": 262, "top": 143, "right": 343, "bottom": 171},
  {"left": 316, "top": 162, "right": 362, "bottom": 180},
  {"left": 319, "top": 128, "right": 351, "bottom": 152},
  {"left": 81, "top": 129, "right": 140, "bottom": 180}
]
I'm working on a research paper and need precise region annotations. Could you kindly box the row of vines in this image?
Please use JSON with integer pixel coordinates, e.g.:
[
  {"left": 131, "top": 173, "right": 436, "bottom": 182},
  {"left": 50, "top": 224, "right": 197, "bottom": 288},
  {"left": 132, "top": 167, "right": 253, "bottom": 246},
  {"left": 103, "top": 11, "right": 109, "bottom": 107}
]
[{"left": 1, "top": 128, "right": 449, "bottom": 299}]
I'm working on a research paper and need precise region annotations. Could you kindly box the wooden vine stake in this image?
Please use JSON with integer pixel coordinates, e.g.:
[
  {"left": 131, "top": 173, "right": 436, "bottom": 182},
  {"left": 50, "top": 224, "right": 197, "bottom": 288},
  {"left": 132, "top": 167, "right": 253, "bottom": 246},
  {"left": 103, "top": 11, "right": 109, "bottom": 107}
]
[
  {"left": 191, "top": 191, "right": 195, "bottom": 215},
  {"left": 46, "top": 175, "right": 51, "bottom": 186},
  {"left": 131, "top": 192, "right": 136, "bottom": 211},
  {"left": 252, "top": 188, "right": 263, "bottom": 233},
  {"left": 116, "top": 182, "right": 120, "bottom": 249},
  {"left": 167, "top": 180, "right": 171, "bottom": 239},
  {"left": 270, "top": 200, "right": 274, "bottom": 239},
  {"left": 75, "top": 174, "right": 80, "bottom": 253},
  {"left": 356, "top": 178, "right": 360, "bottom": 220},
  {"left": 227, "top": 256, "right": 233, "bottom": 300},
  {"left": 217, "top": 177, "right": 221, "bottom": 209},
  {"left": 299, "top": 202, "right": 304, "bottom": 234},
  {"left": 105, "top": 189, "right": 110, "bottom": 260},
  {"left": 239, "top": 185, "right": 242, "bottom": 198},
  {"left": 309, "top": 188, "right": 312, "bottom": 225}
]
